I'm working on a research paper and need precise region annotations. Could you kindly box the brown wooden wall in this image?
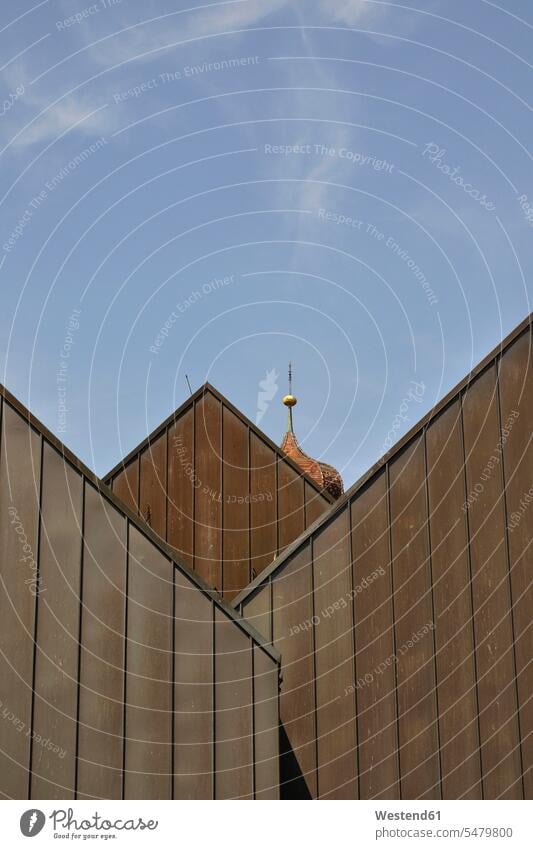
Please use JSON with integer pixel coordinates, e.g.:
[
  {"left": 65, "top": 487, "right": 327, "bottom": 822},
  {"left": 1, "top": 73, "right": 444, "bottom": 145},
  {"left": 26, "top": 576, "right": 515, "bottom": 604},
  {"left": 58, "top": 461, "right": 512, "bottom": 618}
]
[
  {"left": 0, "top": 388, "right": 280, "bottom": 800},
  {"left": 105, "top": 385, "right": 332, "bottom": 600},
  {"left": 236, "top": 317, "right": 533, "bottom": 800}
]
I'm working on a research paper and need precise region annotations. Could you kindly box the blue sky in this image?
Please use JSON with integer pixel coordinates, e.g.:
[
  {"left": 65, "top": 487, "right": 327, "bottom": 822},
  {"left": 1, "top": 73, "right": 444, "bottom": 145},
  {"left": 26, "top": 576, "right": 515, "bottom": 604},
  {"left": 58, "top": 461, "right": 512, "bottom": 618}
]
[{"left": 1, "top": 0, "right": 532, "bottom": 485}]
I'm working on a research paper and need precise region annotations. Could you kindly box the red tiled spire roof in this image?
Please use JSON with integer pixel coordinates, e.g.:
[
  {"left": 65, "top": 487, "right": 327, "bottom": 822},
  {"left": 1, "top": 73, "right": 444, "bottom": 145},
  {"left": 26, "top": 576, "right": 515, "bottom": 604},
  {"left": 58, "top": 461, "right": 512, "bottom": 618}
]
[{"left": 280, "top": 364, "right": 343, "bottom": 501}]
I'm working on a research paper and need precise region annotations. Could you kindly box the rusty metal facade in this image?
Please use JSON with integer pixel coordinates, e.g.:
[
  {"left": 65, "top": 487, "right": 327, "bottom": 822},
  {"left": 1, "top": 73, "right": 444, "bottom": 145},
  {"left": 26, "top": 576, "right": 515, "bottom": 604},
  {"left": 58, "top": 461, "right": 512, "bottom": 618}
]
[
  {"left": 104, "top": 384, "right": 333, "bottom": 600},
  {"left": 1, "top": 314, "right": 532, "bottom": 802},
  {"left": 235, "top": 315, "right": 533, "bottom": 800},
  {"left": 0, "top": 387, "right": 280, "bottom": 800}
]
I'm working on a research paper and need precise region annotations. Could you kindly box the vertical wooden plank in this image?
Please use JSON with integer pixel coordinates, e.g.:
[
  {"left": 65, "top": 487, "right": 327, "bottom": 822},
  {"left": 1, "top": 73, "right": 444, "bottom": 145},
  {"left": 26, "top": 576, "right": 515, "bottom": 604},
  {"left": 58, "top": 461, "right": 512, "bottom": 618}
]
[
  {"left": 498, "top": 332, "right": 533, "bottom": 796},
  {"left": 77, "top": 483, "right": 127, "bottom": 800},
  {"left": 194, "top": 393, "right": 222, "bottom": 592},
  {"left": 124, "top": 526, "right": 172, "bottom": 799},
  {"left": 426, "top": 401, "right": 482, "bottom": 799},
  {"left": 278, "top": 461, "right": 305, "bottom": 552},
  {"left": 250, "top": 435, "right": 277, "bottom": 580},
  {"left": 272, "top": 544, "right": 317, "bottom": 798},
  {"left": 167, "top": 410, "right": 194, "bottom": 571},
  {"left": 0, "top": 403, "right": 41, "bottom": 798},
  {"left": 214, "top": 609, "right": 253, "bottom": 799},
  {"left": 313, "top": 509, "right": 357, "bottom": 799},
  {"left": 243, "top": 584, "right": 272, "bottom": 644},
  {"left": 351, "top": 471, "right": 400, "bottom": 799},
  {"left": 389, "top": 437, "right": 441, "bottom": 800},
  {"left": 305, "top": 480, "right": 328, "bottom": 528},
  {"left": 222, "top": 407, "right": 250, "bottom": 599},
  {"left": 139, "top": 434, "right": 167, "bottom": 539},
  {"left": 254, "top": 646, "right": 280, "bottom": 799},
  {"left": 463, "top": 364, "right": 522, "bottom": 799},
  {"left": 111, "top": 459, "right": 139, "bottom": 515},
  {"left": 31, "top": 443, "right": 83, "bottom": 799},
  {"left": 174, "top": 573, "right": 213, "bottom": 799}
]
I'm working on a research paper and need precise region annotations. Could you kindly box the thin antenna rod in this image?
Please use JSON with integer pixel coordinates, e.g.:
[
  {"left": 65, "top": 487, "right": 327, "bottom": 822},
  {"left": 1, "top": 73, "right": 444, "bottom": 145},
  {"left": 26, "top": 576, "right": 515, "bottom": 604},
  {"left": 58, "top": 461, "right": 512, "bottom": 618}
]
[
  {"left": 185, "top": 375, "right": 193, "bottom": 396},
  {"left": 284, "top": 362, "right": 296, "bottom": 433}
]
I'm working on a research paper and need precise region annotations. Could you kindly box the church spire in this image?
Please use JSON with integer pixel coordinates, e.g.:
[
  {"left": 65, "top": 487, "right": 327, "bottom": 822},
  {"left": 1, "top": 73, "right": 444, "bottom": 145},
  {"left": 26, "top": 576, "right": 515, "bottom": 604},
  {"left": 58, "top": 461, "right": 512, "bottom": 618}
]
[{"left": 279, "top": 364, "right": 344, "bottom": 500}]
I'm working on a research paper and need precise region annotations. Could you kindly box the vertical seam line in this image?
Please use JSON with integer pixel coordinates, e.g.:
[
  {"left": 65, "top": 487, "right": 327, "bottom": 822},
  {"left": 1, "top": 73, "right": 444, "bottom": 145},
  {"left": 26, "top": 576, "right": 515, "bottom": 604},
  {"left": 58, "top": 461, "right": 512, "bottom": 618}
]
[
  {"left": 387, "top": 462, "right": 402, "bottom": 800},
  {"left": 251, "top": 641, "right": 256, "bottom": 799},
  {"left": 73, "top": 478, "right": 86, "bottom": 798},
  {"left": 170, "top": 559, "right": 176, "bottom": 799},
  {"left": 310, "top": 536, "right": 319, "bottom": 799},
  {"left": 121, "top": 520, "right": 130, "bottom": 800},
  {"left": 348, "top": 501, "right": 360, "bottom": 799},
  {"left": 27, "top": 430, "right": 44, "bottom": 800},
  {"left": 460, "top": 390, "right": 485, "bottom": 799},
  {"left": 423, "top": 428, "right": 443, "bottom": 799},
  {"left": 212, "top": 603, "right": 216, "bottom": 799},
  {"left": 495, "top": 357, "right": 526, "bottom": 799}
]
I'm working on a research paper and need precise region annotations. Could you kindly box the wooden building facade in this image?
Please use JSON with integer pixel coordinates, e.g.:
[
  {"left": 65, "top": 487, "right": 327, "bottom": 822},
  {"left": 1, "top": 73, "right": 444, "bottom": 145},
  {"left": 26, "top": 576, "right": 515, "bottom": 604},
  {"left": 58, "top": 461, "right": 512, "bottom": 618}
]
[
  {"left": 0, "top": 386, "right": 280, "bottom": 800},
  {"left": 104, "top": 384, "right": 333, "bottom": 600},
  {"left": 1, "top": 314, "right": 532, "bottom": 801},
  {"left": 235, "top": 315, "right": 533, "bottom": 800}
]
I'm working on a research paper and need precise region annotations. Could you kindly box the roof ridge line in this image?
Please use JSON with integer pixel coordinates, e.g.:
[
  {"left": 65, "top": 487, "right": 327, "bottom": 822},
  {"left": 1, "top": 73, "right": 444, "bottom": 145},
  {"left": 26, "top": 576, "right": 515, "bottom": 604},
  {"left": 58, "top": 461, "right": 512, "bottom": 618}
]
[
  {"left": 103, "top": 380, "right": 336, "bottom": 502},
  {"left": 232, "top": 311, "right": 533, "bottom": 608},
  {"left": 0, "top": 382, "right": 280, "bottom": 664}
]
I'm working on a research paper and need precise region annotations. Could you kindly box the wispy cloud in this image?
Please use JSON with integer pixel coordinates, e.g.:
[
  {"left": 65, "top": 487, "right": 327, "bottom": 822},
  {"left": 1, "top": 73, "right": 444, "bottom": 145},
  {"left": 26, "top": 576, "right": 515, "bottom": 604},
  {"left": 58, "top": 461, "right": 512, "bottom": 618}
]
[
  {"left": 318, "top": 0, "right": 385, "bottom": 26},
  {"left": 67, "top": 0, "right": 382, "bottom": 70},
  {"left": 4, "top": 0, "right": 290, "bottom": 147},
  {"left": 13, "top": 96, "right": 112, "bottom": 148},
  {"left": 1, "top": 57, "right": 115, "bottom": 148},
  {"left": 75, "top": 0, "right": 288, "bottom": 68},
  {"left": 3, "top": 0, "right": 387, "bottom": 150}
]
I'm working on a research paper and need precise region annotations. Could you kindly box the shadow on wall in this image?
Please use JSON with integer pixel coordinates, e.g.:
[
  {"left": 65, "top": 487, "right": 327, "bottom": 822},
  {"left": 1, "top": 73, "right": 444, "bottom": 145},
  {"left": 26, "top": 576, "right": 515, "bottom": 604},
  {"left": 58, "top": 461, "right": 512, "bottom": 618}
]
[{"left": 279, "top": 724, "right": 312, "bottom": 800}]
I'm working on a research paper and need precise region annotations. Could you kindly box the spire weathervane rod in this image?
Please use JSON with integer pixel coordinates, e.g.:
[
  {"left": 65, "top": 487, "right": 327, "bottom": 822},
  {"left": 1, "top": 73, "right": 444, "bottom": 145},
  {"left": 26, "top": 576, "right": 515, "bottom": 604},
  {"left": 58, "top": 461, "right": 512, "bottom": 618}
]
[{"left": 282, "top": 362, "right": 297, "bottom": 433}]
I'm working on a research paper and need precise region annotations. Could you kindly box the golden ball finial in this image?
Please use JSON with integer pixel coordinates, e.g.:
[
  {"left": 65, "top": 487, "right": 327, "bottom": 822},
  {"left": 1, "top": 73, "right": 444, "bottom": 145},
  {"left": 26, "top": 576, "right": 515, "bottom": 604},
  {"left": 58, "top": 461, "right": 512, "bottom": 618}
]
[{"left": 283, "top": 394, "right": 297, "bottom": 408}]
